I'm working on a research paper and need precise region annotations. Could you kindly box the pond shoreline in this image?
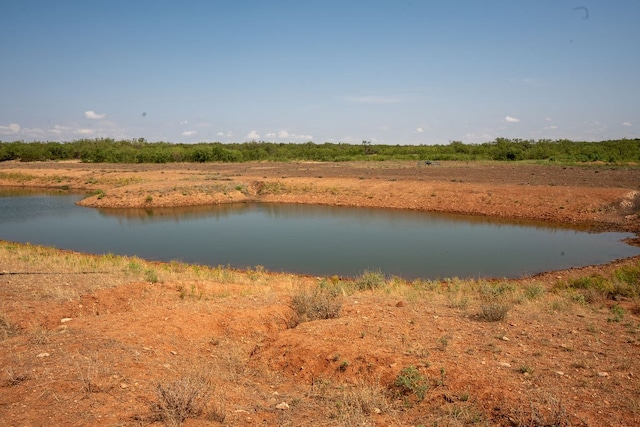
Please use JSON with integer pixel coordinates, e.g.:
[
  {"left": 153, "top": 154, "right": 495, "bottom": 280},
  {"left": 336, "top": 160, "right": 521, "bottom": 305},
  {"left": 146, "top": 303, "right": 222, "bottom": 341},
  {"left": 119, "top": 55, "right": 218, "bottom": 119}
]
[{"left": 1, "top": 160, "right": 639, "bottom": 235}]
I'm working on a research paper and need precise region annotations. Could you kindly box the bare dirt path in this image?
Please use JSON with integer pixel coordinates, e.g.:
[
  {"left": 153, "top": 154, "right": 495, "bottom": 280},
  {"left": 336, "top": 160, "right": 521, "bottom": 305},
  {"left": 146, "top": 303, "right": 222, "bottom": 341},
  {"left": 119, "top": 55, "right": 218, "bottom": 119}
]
[{"left": 1, "top": 160, "right": 640, "bottom": 426}]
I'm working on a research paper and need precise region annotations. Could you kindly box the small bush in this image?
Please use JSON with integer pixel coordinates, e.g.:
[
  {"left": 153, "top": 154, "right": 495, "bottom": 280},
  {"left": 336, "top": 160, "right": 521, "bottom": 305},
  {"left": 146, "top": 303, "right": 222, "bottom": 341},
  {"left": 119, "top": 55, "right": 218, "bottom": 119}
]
[
  {"left": 523, "top": 283, "right": 545, "bottom": 300},
  {"left": 479, "top": 302, "right": 510, "bottom": 322},
  {"left": 289, "top": 284, "right": 342, "bottom": 326},
  {"left": 393, "top": 366, "right": 428, "bottom": 401},
  {"left": 353, "top": 269, "right": 386, "bottom": 291},
  {"left": 145, "top": 269, "right": 159, "bottom": 283},
  {"left": 150, "top": 374, "right": 214, "bottom": 427}
]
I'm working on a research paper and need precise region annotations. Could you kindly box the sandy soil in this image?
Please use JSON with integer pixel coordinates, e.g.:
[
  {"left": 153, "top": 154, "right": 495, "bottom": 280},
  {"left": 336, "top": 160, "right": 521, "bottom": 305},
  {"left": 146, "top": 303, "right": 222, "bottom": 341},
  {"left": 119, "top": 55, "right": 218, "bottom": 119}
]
[{"left": 1, "top": 160, "right": 640, "bottom": 426}]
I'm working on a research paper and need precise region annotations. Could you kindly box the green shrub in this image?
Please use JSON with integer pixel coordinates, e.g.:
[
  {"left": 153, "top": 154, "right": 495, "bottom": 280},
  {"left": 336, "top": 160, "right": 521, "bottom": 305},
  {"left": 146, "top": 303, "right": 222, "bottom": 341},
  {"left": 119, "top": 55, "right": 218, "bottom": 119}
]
[
  {"left": 523, "top": 283, "right": 545, "bottom": 300},
  {"left": 353, "top": 269, "right": 386, "bottom": 291},
  {"left": 393, "top": 366, "right": 428, "bottom": 401}
]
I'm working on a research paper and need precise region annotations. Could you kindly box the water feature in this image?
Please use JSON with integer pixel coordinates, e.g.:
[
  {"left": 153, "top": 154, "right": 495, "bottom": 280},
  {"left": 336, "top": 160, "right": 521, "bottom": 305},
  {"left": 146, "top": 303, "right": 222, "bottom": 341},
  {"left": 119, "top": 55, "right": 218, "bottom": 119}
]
[{"left": 1, "top": 188, "right": 639, "bottom": 280}]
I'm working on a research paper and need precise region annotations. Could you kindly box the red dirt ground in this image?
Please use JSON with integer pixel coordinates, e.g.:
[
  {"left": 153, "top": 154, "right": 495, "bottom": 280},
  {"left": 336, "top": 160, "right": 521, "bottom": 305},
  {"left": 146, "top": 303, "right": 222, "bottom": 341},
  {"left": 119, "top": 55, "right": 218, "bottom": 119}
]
[{"left": 1, "top": 161, "right": 639, "bottom": 426}]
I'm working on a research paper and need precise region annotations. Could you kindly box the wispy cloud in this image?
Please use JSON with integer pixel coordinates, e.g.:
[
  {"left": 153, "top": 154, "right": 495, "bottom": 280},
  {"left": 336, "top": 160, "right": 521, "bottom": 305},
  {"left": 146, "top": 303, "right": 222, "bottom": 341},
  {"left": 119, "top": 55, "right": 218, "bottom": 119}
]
[
  {"left": 85, "top": 110, "right": 106, "bottom": 119},
  {"left": 416, "top": 127, "right": 424, "bottom": 133},
  {"left": 75, "top": 128, "right": 94, "bottom": 135},
  {"left": 179, "top": 120, "right": 189, "bottom": 125},
  {"left": 622, "top": 121, "right": 632, "bottom": 127},
  {"left": 0, "top": 123, "right": 21, "bottom": 134},
  {"left": 505, "top": 116, "right": 520, "bottom": 123},
  {"left": 181, "top": 130, "right": 197, "bottom": 136}
]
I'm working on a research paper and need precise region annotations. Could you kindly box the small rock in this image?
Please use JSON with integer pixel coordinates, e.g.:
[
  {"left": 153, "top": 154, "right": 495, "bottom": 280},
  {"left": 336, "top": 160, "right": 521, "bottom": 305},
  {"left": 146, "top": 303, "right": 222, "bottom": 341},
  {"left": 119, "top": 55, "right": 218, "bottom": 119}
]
[
  {"left": 120, "top": 383, "right": 128, "bottom": 389},
  {"left": 61, "top": 318, "right": 72, "bottom": 323},
  {"left": 36, "top": 352, "right": 50, "bottom": 358},
  {"left": 555, "top": 371, "right": 565, "bottom": 376},
  {"left": 501, "top": 336, "right": 510, "bottom": 341},
  {"left": 275, "top": 402, "right": 289, "bottom": 410},
  {"left": 373, "top": 407, "right": 382, "bottom": 414},
  {"left": 499, "top": 362, "right": 511, "bottom": 368},
  {"left": 597, "top": 371, "right": 609, "bottom": 377},
  {"left": 395, "top": 301, "right": 405, "bottom": 307},
  {"left": 170, "top": 350, "right": 178, "bottom": 355}
]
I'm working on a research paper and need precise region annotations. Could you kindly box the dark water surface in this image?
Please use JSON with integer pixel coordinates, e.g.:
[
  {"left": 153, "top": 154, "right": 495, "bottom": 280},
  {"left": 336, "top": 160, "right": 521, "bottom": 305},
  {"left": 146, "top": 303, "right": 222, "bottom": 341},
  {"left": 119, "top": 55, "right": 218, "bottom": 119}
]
[{"left": 1, "top": 188, "right": 639, "bottom": 280}]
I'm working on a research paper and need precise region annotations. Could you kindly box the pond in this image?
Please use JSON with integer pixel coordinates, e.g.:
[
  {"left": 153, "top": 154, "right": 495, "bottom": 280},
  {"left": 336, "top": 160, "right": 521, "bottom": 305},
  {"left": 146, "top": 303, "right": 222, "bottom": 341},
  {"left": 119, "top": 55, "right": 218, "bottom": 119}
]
[{"left": 1, "top": 188, "right": 639, "bottom": 280}]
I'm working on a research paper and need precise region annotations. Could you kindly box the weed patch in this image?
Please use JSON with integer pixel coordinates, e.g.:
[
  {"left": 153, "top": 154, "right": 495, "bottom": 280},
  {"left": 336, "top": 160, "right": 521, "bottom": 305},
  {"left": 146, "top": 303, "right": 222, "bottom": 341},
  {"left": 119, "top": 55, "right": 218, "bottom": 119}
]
[
  {"left": 393, "top": 365, "right": 428, "bottom": 402},
  {"left": 352, "top": 269, "right": 387, "bottom": 291}
]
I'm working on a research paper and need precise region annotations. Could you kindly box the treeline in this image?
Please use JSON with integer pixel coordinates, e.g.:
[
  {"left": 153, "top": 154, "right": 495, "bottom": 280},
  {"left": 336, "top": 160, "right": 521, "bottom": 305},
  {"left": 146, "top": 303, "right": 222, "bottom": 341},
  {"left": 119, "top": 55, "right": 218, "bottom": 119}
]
[{"left": 0, "top": 138, "right": 638, "bottom": 163}]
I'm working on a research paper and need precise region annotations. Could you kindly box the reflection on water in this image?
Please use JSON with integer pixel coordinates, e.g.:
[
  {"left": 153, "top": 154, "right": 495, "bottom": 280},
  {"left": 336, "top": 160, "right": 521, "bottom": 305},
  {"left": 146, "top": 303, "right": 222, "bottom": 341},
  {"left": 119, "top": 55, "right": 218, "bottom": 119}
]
[
  {"left": 1, "top": 188, "right": 638, "bottom": 280},
  {"left": 97, "top": 203, "right": 255, "bottom": 223}
]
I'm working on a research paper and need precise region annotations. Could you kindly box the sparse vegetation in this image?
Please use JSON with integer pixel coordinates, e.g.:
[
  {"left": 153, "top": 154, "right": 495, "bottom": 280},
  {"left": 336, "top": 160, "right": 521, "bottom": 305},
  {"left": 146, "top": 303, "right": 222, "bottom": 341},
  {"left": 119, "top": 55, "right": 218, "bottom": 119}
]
[
  {"left": 479, "top": 301, "right": 511, "bottom": 321},
  {"left": 289, "top": 282, "right": 343, "bottom": 326},
  {"left": 352, "top": 269, "right": 387, "bottom": 291},
  {"left": 393, "top": 365, "right": 429, "bottom": 402},
  {"left": 149, "top": 373, "right": 215, "bottom": 427},
  {"left": 0, "top": 313, "right": 20, "bottom": 340}
]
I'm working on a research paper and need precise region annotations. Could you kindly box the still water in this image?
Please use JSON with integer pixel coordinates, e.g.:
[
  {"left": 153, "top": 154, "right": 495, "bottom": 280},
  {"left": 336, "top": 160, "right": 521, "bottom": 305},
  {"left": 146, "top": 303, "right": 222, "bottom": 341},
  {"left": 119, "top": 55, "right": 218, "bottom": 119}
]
[{"left": 1, "top": 188, "right": 639, "bottom": 280}]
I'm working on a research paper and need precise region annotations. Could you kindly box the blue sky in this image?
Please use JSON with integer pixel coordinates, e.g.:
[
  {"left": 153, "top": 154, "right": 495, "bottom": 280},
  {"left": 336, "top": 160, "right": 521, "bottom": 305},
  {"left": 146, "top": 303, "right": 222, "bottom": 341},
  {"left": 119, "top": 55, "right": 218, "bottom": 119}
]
[{"left": 1, "top": 1, "right": 639, "bottom": 145}]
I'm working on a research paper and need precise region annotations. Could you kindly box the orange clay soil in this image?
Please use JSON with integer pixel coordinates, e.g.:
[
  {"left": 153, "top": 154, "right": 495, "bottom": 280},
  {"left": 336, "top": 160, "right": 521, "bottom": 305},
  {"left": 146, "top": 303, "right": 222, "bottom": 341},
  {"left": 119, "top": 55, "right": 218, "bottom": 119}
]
[{"left": 1, "top": 160, "right": 639, "bottom": 426}]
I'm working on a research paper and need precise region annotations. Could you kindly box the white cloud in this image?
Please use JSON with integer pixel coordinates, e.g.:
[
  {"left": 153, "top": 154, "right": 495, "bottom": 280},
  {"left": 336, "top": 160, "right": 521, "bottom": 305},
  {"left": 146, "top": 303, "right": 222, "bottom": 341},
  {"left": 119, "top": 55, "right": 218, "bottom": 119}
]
[
  {"left": 544, "top": 125, "right": 558, "bottom": 130},
  {"left": 179, "top": 120, "right": 189, "bottom": 125},
  {"left": 217, "top": 131, "right": 234, "bottom": 137},
  {"left": 246, "top": 130, "right": 260, "bottom": 140},
  {"left": 49, "top": 125, "right": 70, "bottom": 135},
  {"left": 181, "top": 130, "right": 197, "bottom": 136},
  {"left": 505, "top": 116, "right": 520, "bottom": 123},
  {"left": 622, "top": 121, "right": 632, "bottom": 127},
  {"left": 0, "top": 123, "right": 21, "bottom": 134},
  {"left": 263, "top": 130, "right": 312, "bottom": 141},
  {"left": 416, "top": 127, "right": 424, "bottom": 133},
  {"left": 85, "top": 110, "right": 106, "bottom": 119},
  {"left": 75, "top": 128, "right": 94, "bottom": 135}
]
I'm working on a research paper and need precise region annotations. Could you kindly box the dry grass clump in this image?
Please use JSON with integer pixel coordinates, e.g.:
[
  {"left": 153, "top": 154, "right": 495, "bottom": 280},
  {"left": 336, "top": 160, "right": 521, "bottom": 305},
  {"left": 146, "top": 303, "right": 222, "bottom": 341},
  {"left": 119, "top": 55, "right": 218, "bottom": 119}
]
[
  {"left": 310, "top": 378, "right": 391, "bottom": 426},
  {"left": 4, "top": 366, "right": 30, "bottom": 386},
  {"left": 479, "top": 302, "right": 511, "bottom": 322},
  {"left": 0, "top": 313, "right": 20, "bottom": 340},
  {"left": 289, "top": 283, "right": 343, "bottom": 326},
  {"left": 477, "top": 281, "right": 514, "bottom": 321},
  {"left": 149, "top": 372, "right": 224, "bottom": 426}
]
